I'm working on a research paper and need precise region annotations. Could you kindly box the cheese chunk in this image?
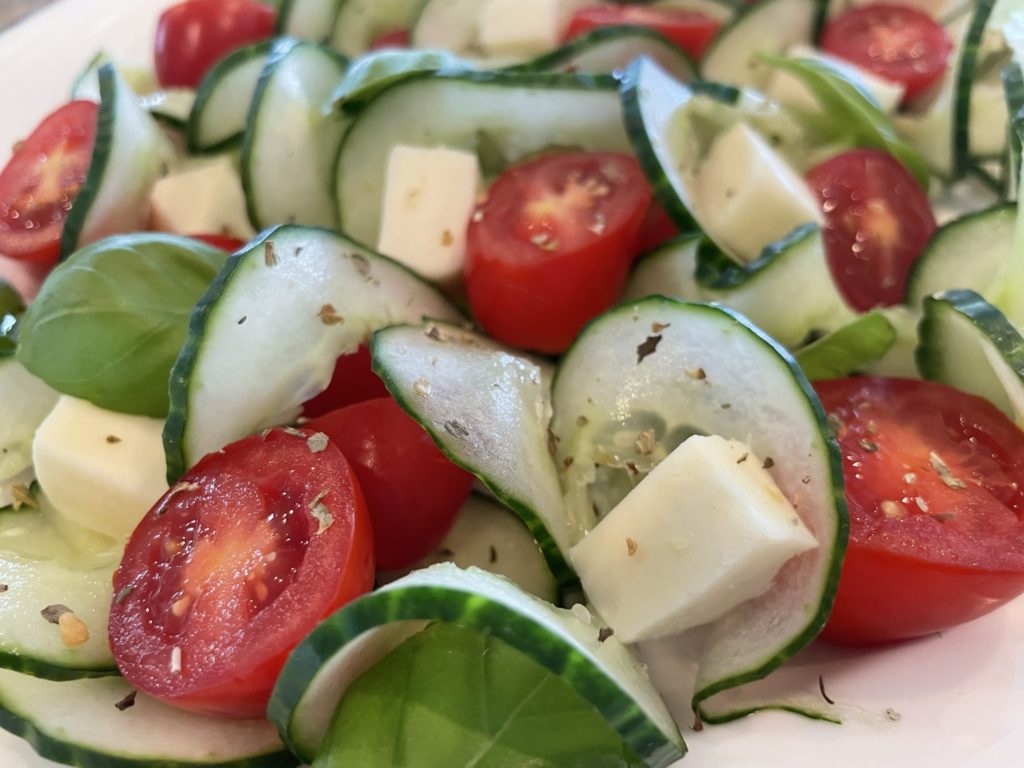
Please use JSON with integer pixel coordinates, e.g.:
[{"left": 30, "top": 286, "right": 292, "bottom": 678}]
[
  {"left": 32, "top": 396, "right": 169, "bottom": 539},
  {"left": 478, "top": 0, "right": 584, "bottom": 58},
  {"left": 377, "top": 145, "right": 481, "bottom": 285},
  {"left": 570, "top": 435, "right": 817, "bottom": 643},
  {"left": 149, "top": 156, "right": 254, "bottom": 240},
  {"left": 766, "top": 44, "right": 905, "bottom": 114},
  {"left": 695, "top": 122, "right": 824, "bottom": 263}
]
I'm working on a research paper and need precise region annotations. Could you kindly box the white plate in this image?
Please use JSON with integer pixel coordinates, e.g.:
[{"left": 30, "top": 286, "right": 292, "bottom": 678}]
[{"left": 0, "top": 2, "right": 1022, "bottom": 767}]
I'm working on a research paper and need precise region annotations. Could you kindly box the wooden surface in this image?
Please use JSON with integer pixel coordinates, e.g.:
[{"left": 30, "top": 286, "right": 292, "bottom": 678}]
[{"left": 0, "top": 0, "right": 59, "bottom": 32}]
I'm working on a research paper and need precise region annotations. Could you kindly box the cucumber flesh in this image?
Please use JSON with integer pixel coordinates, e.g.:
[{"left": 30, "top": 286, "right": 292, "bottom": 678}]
[
  {"left": 624, "top": 234, "right": 704, "bottom": 303},
  {"left": 917, "top": 289, "right": 1024, "bottom": 426},
  {"left": 549, "top": 298, "right": 847, "bottom": 722},
  {"left": 331, "top": 0, "right": 424, "bottom": 57},
  {"left": 0, "top": 499, "right": 121, "bottom": 680},
  {"left": 242, "top": 39, "right": 349, "bottom": 230},
  {"left": 371, "top": 322, "right": 577, "bottom": 595},
  {"left": 0, "top": 359, "right": 58, "bottom": 484},
  {"left": 188, "top": 41, "right": 272, "bottom": 154},
  {"left": 277, "top": 0, "right": 343, "bottom": 43},
  {"left": 268, "top": 563, "right": 686, "bottom": 767},
  {"left": 60, "top": 64, "right": 176, "bottom": 258},
  {"left": 335, "top": 71, "right": 630, "bottom": 248},
  {"left": 0, "top": 669, "right": 293, "bottom": 768},
  {"left": 163, "top": 225, "right": 462, "bottom": 480}
]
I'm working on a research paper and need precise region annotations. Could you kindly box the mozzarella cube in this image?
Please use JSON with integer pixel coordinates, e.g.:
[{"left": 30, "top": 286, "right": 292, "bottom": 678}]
[
  {"left": 32, "top": 396, "right": 169, "bottom": 539},
  {"left": 478, "top": 0, "right": 579, "bottom": 58},
  {"left": 766, "top": 44, "right": 905, "bottom": 114},
  {"left": 696, "top": 122, "right": 824, "bottom": 263},
  {"left": 149, "top": 156, "right": 254, "bottom": 240},
  {"left": 377, "top": 145, "right": 481, "bottom": 285},
  {"left": 570, "top": 435, "right": 818, "bottom": 643}
]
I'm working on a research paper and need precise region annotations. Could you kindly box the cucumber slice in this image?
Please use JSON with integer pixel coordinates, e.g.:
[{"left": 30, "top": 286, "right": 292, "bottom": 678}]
[
  {"left": 0, "top": 501, "right": 120, "bottom": 680},
  {"left": 409, "top": 0, "right": 480, "bottom": 57},
  {"left": 917, "top": 289, "right": 1024, "bottom": 425},
  {"left": 187, "top": 41, "right": 272, "bottom": 154},
  {"left": 0, "top": 359, "right": 58, "bottom": 485},
  {"left": 335, "top": 70, "right": 630, "bottom": 247},
  {"left": 511, "top": 26, "right": 696, "bottom": 81},
  {"left": 549, "top": 298, "right": 847, "bottom": 722},
  {"left": 905, "top": 202, "right": 1015, "bottom": 306},
  {"left": 331, "top": 0, "right": 424, "bottom": 57},
  {"left": 700, "top": 0, "right": 824, "bottom": 89},
  {"left": 277, "top": 0, "right": 343, "bottom": 42},
  {"left": 140, "top": 89, "right": 195, "bottom": 130},
  {"left": 624, "top": 222, "right": 856, "bottom": 347},
  {"left": 163, "top": 225, "right": 462, "bottom": 481},
  {"left": 371, "top": 322, "right": 577, "bottom": 595},
  {"left": 242, "top": 39, "right": 348, "bottom": 230},
  {"left": 0, "top": 669, "right": 293, "bottom": 768},
  {"left": 60, "top": 63, "right": 175, "bottom": 258},
  {"left": 268, "top": 563, "right": 686, "bottom": 766}
]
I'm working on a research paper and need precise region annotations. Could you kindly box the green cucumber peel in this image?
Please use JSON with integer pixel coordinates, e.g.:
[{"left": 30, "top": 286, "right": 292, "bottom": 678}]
[
  {"left": 795, "top": 312, "right": 897, "bottom": 381},
  {"left": 331, "top": 49, "right": 475, "bottom": 113},
  {"left": 760, "top": 54, "right": 931, "bottom": 190},
  {"left": 16, "top": 233, "right": 227, "bottom": 418},
  {"left": 315, "top": 622, "right": 643, "bottom": 768}
]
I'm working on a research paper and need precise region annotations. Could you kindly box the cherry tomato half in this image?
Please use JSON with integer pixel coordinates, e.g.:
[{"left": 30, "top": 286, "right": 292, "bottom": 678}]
[
  {"left": 302, "top": 345, "right": 390, "bottom": 419},
  {"left": 155, "top": 0, "right": 276, "bottom": 89},
  {"left": 564, "top": 7, "right": 720, "bottom": 60},
  {"left": 821, "top": 4, "right": 953, "bottom": 105},
  {"left": 370, "top": 29, "right": 410, "bottom": 50},
  {"left": 806, "top": 149, "right": 936, "bottom": 312},
  {"left": 307, "top": 397, "right": 475, "bottom": 571},
  {"left": 464, "top": 151, "right": 651, "bottom": 354},
  {"left": 108, "top": 428, "right": 374, "bottom": 717},
  {"left": 189, "top": 233, "right": 246, "bottom": 252},
  {"left": 0, "top": 101, "right": 97, "bottom": 266},
  {"left": 816, "top": 377, "right": 1024, "bottom": 645}
]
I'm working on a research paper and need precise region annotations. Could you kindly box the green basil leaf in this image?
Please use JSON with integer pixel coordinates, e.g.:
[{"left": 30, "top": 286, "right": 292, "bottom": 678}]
[
  {"left": 796, "top": 311, "right": 897, "bottom": 380},
  {"left": 0, "top": 280, "right": 24, "bottom": 358},
  {"left": 16, "top": 233, "right": 227, "bottom": 417},
  {"left": 0, "top": 280, "right": 24, "bottom": 317},
  {"left": 332, "top": 50, "right": 474, "bottom": 113},
  {"left": 762, "top": 54, "right": 931, "bottom": 191},
  {"left": 316, "top": 622, "right": 642, "bottom": 768}
]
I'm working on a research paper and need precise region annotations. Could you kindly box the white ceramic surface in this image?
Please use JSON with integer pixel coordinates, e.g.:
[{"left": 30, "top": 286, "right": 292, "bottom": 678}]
[{"left": 0, "top": 2, "right": 1022, "bottom": 766}]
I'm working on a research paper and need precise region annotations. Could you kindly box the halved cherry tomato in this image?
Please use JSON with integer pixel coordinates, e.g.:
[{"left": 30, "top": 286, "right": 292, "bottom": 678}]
[
  {"left": 821, "top": 4, "right": 953, "bottom": 105},
  {"left": 636, "top": 200, "right": 680, "bottom": 254},
  {"left": 816, "top": 377, "right": 1024, "bottom": 645},
  {"left": 189, "top": 233, "right": 245, "bottom": 252},
  {"left": 564, "top": 7, "right": 720, "bottom": 60},
  {"left": 108, "top": 428, "right": 374, "bottom": 717},
  {"left": 0, "top": 101, "right": 97, "bottom": 266},
  {"left": 464, "top": 151, "right": 651, "bottom": 353},
  {"left": 370, "top": 29, "right": 410, "bottom": 50},
  {"left": 155, "top": 0, "right": 276, "bottom": 89},
  {"left": 806, "top": 149, "right": 936, "bottom": 312},
  {"left": 301, "top": 345, "right": 390, "bottom": 418},
  {"left": 307, "top": 397, "right": 475, "bottom": 571}
]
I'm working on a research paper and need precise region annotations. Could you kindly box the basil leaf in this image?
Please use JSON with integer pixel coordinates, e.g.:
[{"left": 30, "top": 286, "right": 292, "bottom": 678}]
[
  {"left": 0, "top": 280, "right": 24, "bottom": 358},
  {"left": 796, "top": 312, "right": 897, "bottom": 380},
  {"left": 0, "top": 280, "right": 23, "bottom": 317},
  {"left": 316, "top": 622, "right": 642, "bottom": 768},
  {"left": 762, "top": 54, "right": 931, "bottom": 190},
  {"left": 332, "top": 50, "right": 474, "bottom": 113},
  {"left": 17, "top": 233, "right": 227, "bottom": 417}
]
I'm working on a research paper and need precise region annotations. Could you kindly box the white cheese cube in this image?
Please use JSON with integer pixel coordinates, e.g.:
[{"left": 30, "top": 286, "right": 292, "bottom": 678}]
[
  {"left": 149, "top": 156, "right": 255, "bottom": 240},
  {"left": 32, "top": 396, "right": 169, "bottom": 539},
  {"left": 478, "top": 0, "right": 577, "bottom": 58},
  {"left": 766, "top": 44, "right": 905, "bottom": 114},
  {"left": 696, "top": 122, "right": 824, "bottom": 263},
  {"left": 570, "top": 435, "right": 817, "bottom": 643},
  {"left": 377, "top": 145, "right": 481, "bottom": 285}
]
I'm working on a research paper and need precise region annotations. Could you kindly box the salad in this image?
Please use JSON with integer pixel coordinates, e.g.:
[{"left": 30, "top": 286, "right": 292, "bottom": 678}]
[{"left": 2, "top": 0, "right": 1024, "bottom": 767}]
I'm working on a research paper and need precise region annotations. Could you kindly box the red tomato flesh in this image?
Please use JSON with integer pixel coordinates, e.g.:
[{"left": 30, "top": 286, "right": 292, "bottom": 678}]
[
  {"left": 806, "top": 149, "right": 936, "bottom": 311},
  {"left": 464, "top": 151, "right": 651, "bottom": 354},
  {"left": 308, "top": 398, "right": 475, "bottom": 571},
  {"left": 0, "top": 101, "right": 97, "bottom": 266},
  {"left": 816, "top": 377, "right": 1024, "bottom": 645},
  {"left": 155, "top": 0, "right": 276, "bottom": 89},
  {"left": 302, "top": 345, "right": 390, "bottom": 419},
  {"left": 109, "top": 428, "right": 374, "bottom": 717},
  {"left": 564, "top": 7, "right": 720, "bottom": 60},
  {"left": 189, "top": 233, "right": 246, "bottom": 252},
  {"left": 821, "top": 4, "right": 954, "bottom": 105},
  {"left": 370, "top": 29, "right": 410, "bottom": 50}
]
